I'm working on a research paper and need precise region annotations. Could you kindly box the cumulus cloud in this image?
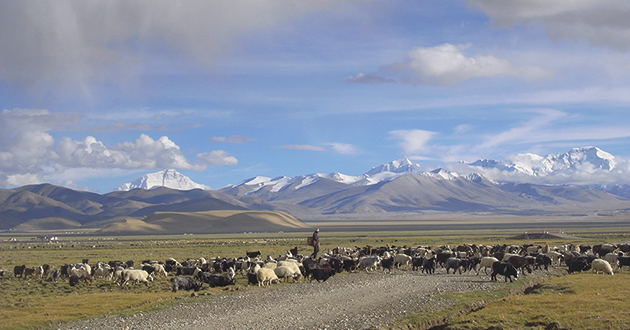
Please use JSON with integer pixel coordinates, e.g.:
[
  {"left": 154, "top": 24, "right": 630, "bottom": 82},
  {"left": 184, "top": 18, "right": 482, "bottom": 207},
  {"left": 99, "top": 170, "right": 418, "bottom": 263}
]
[
  {"left": 196, "top": 150, "right": 238, "bottom": 166},
  {"left": 210, "top": 135, "right": 255, "bottom": 144},
  {"left": 0, "top": 108, "right": 237, "bottom": 187},
  {"left": 466, "top": 0, "right": 630, "bottom": 50},
  {"left": 388, "top": 43, "right": 551, "bottom": 85},
  {"left": 0, "top": 108, "right": 77, "bottom": 171},
  {"left": 389, "top": 129, "right": 437, "bottom": 156},
  {"left": 342, "top": 73, "right": 395, "bottom": 84}
]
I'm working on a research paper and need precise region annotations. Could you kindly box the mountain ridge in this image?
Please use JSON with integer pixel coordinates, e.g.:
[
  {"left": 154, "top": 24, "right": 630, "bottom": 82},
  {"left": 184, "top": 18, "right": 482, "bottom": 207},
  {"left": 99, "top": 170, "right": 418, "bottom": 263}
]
[{"left": 2, "top": 146, "right": 630, "bottom": 234}]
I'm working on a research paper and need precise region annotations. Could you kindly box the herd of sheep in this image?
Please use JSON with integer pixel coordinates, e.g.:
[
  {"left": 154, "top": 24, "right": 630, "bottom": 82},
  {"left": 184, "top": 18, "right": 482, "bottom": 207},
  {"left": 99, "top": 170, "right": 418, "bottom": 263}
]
[{"left": 2, "top": 241, "right": 625, "bottom": 293}]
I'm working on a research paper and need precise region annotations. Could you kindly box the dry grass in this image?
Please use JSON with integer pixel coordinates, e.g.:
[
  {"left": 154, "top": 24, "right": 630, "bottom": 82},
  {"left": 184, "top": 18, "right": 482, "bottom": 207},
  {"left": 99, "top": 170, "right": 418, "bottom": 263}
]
[{"left": 441, "top": 271, "right": 630, "bottom": 330}]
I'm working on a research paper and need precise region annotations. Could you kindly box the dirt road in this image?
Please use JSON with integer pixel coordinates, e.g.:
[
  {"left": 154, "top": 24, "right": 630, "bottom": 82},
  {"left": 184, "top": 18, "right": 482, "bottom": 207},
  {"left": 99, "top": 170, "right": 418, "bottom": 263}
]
[{"left": 56, "top": 269, "right": 515, "bottom": 330}]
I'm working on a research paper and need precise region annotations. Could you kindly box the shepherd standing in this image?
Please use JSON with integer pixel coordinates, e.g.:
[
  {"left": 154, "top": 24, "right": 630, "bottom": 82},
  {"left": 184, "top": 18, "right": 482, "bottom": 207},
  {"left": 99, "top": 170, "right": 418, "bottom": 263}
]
[{"left": 311, "top": 228, "right": 320, "bottom": 259}]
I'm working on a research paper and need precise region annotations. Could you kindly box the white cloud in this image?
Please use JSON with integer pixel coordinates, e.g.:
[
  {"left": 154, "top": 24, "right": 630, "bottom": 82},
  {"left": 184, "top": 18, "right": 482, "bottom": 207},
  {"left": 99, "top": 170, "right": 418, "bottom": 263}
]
[
  {"left": 0, "top": 108, "right": 237, "bottom": 187},
  {"left": 342, "top": 73, "right": 395, "bottom": 84},
  {"left": 0, "top": 1, "right": 345, "bottom": 95},
  {"left": 276, "top": 144, "right": 329, "bottom": 151},
  {"left": 274, "top": 142, "right": 358, "bottom": 154},
  {"left": 0, "top": 108, "right": 76, "bottom": 172},
  {"left": 56, "top": 134, "right": 205, "bottom": 170},
  {"left": 196, "top": 150, "right": 238, "bottom": 166},
  {"left": 90, "top": 122, "right": 169, "bottom": 132},
  {"left": 389, "top": 129, "right": 437, "bottom": 156},
  {"left": 454, "top": 124, "right": 473, "bottom": 134},
  {"left": 210, "top": 135, "right": 255, "bottom": 144},
  {"left": 466, "top": 0, "right": 630, "bottom": 50},
  {"left": 477, "top": 108, "right": 568, "bottom": 150},
  {"left": 388, "top": 43, "right": 551, "bottom": 85},
  {"left": 6, "top": 173, "right": 44, "bottom": 187},
  {"left": 327, "top": 143, "right": 360, "bottom": 155}
]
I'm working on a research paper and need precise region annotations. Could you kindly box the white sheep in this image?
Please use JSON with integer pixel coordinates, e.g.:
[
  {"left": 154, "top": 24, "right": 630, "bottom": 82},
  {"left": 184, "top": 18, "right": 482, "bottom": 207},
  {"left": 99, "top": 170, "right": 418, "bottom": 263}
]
[
  {"left": 93, "top": 266, "right": 113, "bottom": 280},
  {"left": 394, "top": 254, "right": 412, "bottom": 269},
  {"left": 277, "top": 260, "right": 302, "bottom": 275},
  {"left": 256, "top": 267, "right": 279, "bottom": 287},
  {"left": 119, "top": 269, "right": 154, "bottom": 286},
  {"left": 591, "top": 259, "right": 614, "bottom": 275},
  {"left": 604, "top": 253, "right": 618, "bottom": 266},
  {"left": 526, "top": 246, "right": 540, "bottom": 254},
  {"left": 359, "top": 256, "right": 381, "bottom": 272},
  {"left": 68, "top": 267, "right": 91, "bottom": 279},
  {"left": 476, "top": 256, "right": 499, "bottom": 275},
  {"left": 545, "top": 251, "right": 563, "bottom": 266},
  {"left": 152, "top": 264, "right": 168, "bottom": 277},
  {"left": 415, "top": 248, "right": 429, "bottom": 258},
  {"left": 273, "top": 266, "right": 300, "bottom": 282},
  {"left": 263, "top": 261, "right": 278, "bottom": 270}
]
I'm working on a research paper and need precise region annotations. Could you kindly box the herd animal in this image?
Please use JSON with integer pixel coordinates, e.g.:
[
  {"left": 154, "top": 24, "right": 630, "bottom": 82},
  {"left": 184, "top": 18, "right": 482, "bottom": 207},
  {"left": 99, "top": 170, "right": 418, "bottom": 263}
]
[{"left": 2, "top": 240, "right": 624, "bottom": 294}]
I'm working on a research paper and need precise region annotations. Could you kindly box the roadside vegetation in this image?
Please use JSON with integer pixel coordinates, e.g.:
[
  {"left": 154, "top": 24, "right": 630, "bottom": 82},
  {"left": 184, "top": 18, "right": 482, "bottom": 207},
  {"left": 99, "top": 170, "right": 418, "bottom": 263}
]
[
  {"left": 426, "top": 271, "right": 630, "bottom": 330},
  {"left": 0, "top": 227, "right": 628, "bottom": 330}
]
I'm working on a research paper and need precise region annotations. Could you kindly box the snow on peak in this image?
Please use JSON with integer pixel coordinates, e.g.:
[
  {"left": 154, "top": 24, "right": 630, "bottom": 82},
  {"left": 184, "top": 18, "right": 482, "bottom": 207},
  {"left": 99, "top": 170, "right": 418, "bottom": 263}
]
[
  {"left": 238, "top": 176, "right": 272, "bottom": 186},
  {"left": 523, "top": 146, "right": 617, "bottom": 174},
  {"left": 424, "top": 168, "right": 460, "bottom": 180},
  {"left": 366, "top": 158, "right": 422, "bottom": 176},
  {"left": 116, "top": 169, "right": 209, "bottom": 191},
  {"left": 563, "top": 146, "right": 616, "bottom": 170},
  {"left": 465, "top": 146, "right": 618, "bottom": 178}
]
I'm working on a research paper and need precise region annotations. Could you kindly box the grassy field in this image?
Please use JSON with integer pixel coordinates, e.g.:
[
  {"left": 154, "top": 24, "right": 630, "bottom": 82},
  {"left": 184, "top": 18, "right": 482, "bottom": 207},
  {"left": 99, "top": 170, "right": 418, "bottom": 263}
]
[
  {"left": 428, "top": 271, "right": 630, "bottom": 330},
  {"left": 0, "top": 227, "right": 628, "bottom": 330}
]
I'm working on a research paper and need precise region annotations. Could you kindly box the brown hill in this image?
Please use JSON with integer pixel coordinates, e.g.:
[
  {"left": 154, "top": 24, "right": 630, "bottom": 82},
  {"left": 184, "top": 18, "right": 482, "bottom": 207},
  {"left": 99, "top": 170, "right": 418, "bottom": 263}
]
[
  {"left": 97, "top": 210, "right": 310, "bottom": 235},
  {"left": 12, "top": 217, "right": 82, "bottom": 231},
  {"left": 97, "top": 218, "right": 165, "bottom": 235},
  {"left": 0, "top": 184, "right": 273, "bottom": 231}
]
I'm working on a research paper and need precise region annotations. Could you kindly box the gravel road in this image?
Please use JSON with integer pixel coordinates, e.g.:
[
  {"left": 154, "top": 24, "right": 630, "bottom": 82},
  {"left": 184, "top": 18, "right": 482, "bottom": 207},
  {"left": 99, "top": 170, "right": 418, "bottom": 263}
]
[{"left": 55, "top": 269, "right": 503, "bottom": 330}]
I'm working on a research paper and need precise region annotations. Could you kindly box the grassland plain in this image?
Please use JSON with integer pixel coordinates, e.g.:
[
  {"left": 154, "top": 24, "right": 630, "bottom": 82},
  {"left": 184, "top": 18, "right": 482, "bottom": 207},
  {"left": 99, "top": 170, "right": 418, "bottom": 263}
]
[
  {"left": 431, "top": 271, "right": 630, "bottom": 330},
  {"left": 0, "top": 226, "right": 628, "bottom": 330}
]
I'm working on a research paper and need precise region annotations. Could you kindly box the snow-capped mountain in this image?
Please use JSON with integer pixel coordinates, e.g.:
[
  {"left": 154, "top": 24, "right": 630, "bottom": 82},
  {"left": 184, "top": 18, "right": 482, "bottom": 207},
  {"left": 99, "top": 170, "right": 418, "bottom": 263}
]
[
  {"left": 466, "top": 146, "right": 617, "bottom": 177},
  {"left": 214, "top": 146, "right": 630, "bottom": 216},
  {"left": 116, "top": 169, "right": 209, "bottom": 191},
  {"left": 366, "top": 158, "right": 423, "bottom": 175},
  {"left": 219, "top": 158, "right": 425, "bottom": 197}
]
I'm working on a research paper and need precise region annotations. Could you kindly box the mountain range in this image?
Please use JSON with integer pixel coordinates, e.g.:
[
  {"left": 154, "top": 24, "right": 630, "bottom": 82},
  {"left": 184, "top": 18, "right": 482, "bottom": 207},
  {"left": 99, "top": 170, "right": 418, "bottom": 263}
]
[
  {"left": 2, "top": 146, "right": 630, "bottom": 234},
  {"left": 467, "top": 146, "right": 617, "bottom": 176}
]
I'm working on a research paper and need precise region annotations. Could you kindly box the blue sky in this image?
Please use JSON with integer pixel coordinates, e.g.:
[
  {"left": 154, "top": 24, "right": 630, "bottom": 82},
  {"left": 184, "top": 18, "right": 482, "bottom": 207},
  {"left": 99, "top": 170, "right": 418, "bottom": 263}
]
[{"left": 2, "top": 0, "right": 630, "bottom": 192}]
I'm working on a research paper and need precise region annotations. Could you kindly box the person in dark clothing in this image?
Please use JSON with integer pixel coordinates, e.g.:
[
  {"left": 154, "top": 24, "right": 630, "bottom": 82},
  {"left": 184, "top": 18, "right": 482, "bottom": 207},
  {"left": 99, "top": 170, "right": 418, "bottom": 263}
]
[{"left": 311, "top": 228, "right": 320, "bottom": 259}]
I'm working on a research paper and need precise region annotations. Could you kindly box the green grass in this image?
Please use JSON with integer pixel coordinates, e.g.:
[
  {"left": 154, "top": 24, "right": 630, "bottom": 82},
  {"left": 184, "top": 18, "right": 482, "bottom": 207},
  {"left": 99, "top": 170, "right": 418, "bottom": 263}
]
[{"left": 0, "top": 277, "right": 175, "bottom": 330}]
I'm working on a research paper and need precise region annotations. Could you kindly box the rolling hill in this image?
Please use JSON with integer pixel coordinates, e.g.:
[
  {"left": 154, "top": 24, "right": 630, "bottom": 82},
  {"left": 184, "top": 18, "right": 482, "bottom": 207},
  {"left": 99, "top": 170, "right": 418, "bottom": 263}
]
[{"left": 97, "top": 210, "right": 308, "bottom": 235}]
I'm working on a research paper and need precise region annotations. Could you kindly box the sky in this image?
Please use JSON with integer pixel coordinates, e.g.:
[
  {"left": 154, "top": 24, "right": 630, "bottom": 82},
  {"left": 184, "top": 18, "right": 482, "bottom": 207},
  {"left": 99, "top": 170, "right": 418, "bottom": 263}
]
[{"left": 2, "top": 0, "right": 630, "bottom": 192}]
